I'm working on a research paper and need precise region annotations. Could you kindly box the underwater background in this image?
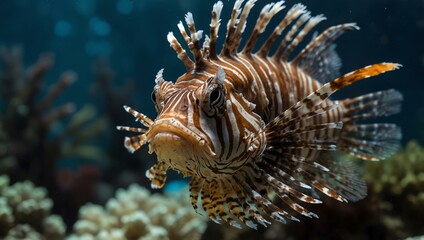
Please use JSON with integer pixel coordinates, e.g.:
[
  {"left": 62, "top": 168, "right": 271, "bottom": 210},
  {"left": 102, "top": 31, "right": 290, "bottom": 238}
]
[{"left": 0, "top": 0, "right": 423, "bottom": 239}]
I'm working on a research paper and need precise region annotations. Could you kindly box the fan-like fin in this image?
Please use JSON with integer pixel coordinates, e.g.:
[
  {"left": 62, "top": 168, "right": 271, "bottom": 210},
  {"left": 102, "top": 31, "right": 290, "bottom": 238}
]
[
  {"left": 123, "top": 105, "right": 153, "bottom": 127},
  {"left": 208, "top": 1, "right": 223, "bottom": 59},
  {"left": 221, "top": 0, "right": 245, "bottom": 56},
  {"left": 273, "top": 10, "right": 311, "bottom": 59},
  {"left": 298, "top": 42, "right": 342, "bottom": 83},
  {"left": 293, "top": 23, "right": 359, "bottom": 65},
  {"left": 167, "top": 32, "right": 194, "bottom": 71},
  {"left": 289, "top": 23, "right": 358, "bottom": 83},
  {"left": 275, "top": 63, "right": 400, "bottom": 124},
  {"left": 261, "top": 171, "right": 319, "bottom": 218},
  {"left": 314, "top": 154, "right": 368, "bottom": 202},
  {"left": 258, "top": 3, "right": 307, "bottom": 57},
  {"left": 184, "top": 13, "right": 206, "bottom": 69},
  {"left": 228, "top": 176, "right": 270, "bottom": 228},
  {"left": 224, "top": 177, "right": 261, "bottom": 229},
  {"left": 123, "top": 134, "right": 147, "bottom": 153},
  {"left": 189, "top": 177, "right": 204, "bottom": 213},
  {"left": 339, "top": 89, "right": 403, "bottom": 160},
  {"left": 215, "top": 180, "right": 243, "bottom": 228},
  {"left": 299, "top": 154, "right": 367, "bottom": 202},
  {"left": 229, "top": 0, "right": 257, "bottom": 55},
  {"left": 237, "top": 174, "right": 293, "bottom": 224},
  {"left": 256, "top": 63, "right": 400, "bottom": 206},
  {"left": 282, "top": 15, "right": 326, "bottom": 60},
  {"left": 200, "top": 181, "right": 221, "bottom": 223},
  {"left": 145, "top": 161, "right": 169, "bottom": 189},
  {"left": 242, "top": 1, "right": 285, "bottom": 55}
]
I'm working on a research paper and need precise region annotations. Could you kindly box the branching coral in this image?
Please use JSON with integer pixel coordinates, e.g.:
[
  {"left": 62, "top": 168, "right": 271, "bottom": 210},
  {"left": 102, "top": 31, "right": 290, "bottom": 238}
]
[
  {"left": 0, "top": 46, "right": 109, "bottom": 226},
  {"left": 364, "top": 140, "right": 424, "bottom": 237},
  {"left": 0, "top": 175, "right": 66, "bottom": 239},
  {"left": 0, "top": 46, "right": 108, "bottom": 181},
  {"left": 0, "top": 46, "right": 76, "bottom": 180},
  {"left": 67, "top": 183, "right": 207, "bottom": 240}
]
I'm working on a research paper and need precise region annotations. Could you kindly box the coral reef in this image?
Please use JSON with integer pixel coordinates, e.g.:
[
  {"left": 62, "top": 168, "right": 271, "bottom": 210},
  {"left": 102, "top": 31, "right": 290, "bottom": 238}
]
[
  {"left": 364, "top": 140, "right": 424, "bottom": 238},
  {"left": 67, "top": 183, "right": 207, "bottom": 240},
  {"left": 0, "top": 46, "right": 108, "bottom": 226},
  {"left": 0, "top": 46, "right": 76, "bottom": 181},
  {"left": 404, "top": 237, "right": 424, "bottom": 240},
  {"left": 0, "top": 175, "right": 66, "bottom": 239},
  {"left": 0, "top": 46, "right": 109, "bottom": 177}
]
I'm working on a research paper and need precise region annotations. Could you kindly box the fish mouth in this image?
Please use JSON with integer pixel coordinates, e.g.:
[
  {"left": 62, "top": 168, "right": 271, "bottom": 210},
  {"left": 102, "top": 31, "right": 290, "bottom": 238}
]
[
  {"left": 147, "top": 118, "right": 216, "bottom": 167},
  {"left": 150, "top": 132, "right": 191, "bottom": 171}
]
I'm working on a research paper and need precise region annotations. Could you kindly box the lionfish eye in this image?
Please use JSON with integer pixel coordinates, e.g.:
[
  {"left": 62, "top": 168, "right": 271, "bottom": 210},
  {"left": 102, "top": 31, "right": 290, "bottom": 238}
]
[
  {"left": 210, "top": 88, "right": 221, "bottom": 104},
  {"left": 202, "top": 85, "right": 226, "bottom": 117}
]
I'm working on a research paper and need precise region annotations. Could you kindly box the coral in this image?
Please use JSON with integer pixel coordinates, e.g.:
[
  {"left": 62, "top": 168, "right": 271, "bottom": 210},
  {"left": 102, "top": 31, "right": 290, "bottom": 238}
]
[
  {"left": 0, "top": 46, "right": 108, "bottom": 226},
  {"left": 0, "top": 46, "right": 109, "bottom": 179},
  {"left": 0, "top": 46, "right": 76, "bottom": 181},
  {"left": 67, "top": 183, "right": 207, "bottom": 240},
  {"left": 0, "top": 175, "right": 66, "bottom": 239},
  {"left": 365, "top": 141, "right": 424, "bottom": 196},
  {"left": 364, "top": 140, "right": 424, "bottom": 238},
  {"left": 404, "top": 237, "right": 424, "bottom": 240}
]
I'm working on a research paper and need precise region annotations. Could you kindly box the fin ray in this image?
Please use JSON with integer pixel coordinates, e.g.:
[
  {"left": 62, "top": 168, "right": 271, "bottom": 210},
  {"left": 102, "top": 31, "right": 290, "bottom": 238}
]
[{"left": 145, "top": 161, "right": 169, "bottom": 189}]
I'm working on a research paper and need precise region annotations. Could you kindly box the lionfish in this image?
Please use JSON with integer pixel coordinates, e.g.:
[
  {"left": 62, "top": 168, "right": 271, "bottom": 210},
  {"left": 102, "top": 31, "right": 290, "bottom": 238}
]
[{"left": 118, "top": 0, "right": 402, "bottom": 229}]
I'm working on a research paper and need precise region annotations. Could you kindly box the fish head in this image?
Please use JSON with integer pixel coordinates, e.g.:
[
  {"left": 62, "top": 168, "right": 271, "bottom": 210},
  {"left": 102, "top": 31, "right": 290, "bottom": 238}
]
[
  {"left": 144, "top": 67, "right": 265, "bottom": 178},
  {"left": 145, "top": 68, "right": 226, "bottom": 178}
]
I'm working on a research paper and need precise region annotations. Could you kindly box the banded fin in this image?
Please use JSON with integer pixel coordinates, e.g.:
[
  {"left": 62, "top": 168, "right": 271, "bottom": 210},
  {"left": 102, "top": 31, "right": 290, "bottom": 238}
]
[
  {"left": 261, "top": 149, "right": 367, "bottom": 204},
  {"left": 339, "top": 89, "right": 403, "bottom": 160},
  {"left": 242, "top": 1, "right": 286, "bottom": 55},
  {"left": 293, "top": 23, "right": 359, "bottom": 83},
  {"left": 238, "top": 172, "right": 299, "bottom": 224},
  {"left": 209, "top": 1, "right": 224, "bottom": 59},
  {"left": 200, "top": 180, "right": 222, "bottom": 223},
  {"left": 170, "top": 0, "right": 357, "bottom": 87},
  {"left": 123, "top": 105, "right": 153, "bottom": 127},
  {"left": 225, "top": 178, "right": 264, "bottom": 229},
  {"left": 191, "top": 169, "right": 305, "bottom": 229},
  {"left": 225, "top": 176, "right": 271, "bottom": 228},
  {"left": 117, "top": 105, "right": 152, "bottom": 153},
  {"left": 189, "top": 177, "right": 204, "bottom": 214},
  {"left": 256, "top": 63, "right": 400, "bottom": 205},
  {"left": 167, "top": 32, "right": 193, "bottom": 71},
  {"left": 279, "top": 63, "right": 400, "bottom": 121},
  {"left": 315, "top": 154, "right": 368, "bottom": 202},
  {"left": 297, "top": 42, "right": 342, "bottom": 83},
  {"left": 145, "top": 161, "right": 169, "bottom": 189},
  {"left": 122, "top": 134, "right": 147, "bottom": 153}
]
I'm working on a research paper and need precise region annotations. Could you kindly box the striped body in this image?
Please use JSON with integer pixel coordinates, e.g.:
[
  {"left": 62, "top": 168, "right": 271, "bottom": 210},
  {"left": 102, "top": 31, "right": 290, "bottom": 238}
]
[{"left": 118, "top": 0, "right": 402, "bottom": 229}]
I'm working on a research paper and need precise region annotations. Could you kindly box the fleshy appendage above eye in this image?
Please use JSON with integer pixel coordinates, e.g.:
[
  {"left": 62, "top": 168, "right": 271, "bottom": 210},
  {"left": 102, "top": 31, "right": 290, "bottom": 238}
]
[
  {"left": 198, "top": 67, "right": 227, "bottom": 117},
  {"left": 152, "top": 68, "right": 175, "bottom": 113}
]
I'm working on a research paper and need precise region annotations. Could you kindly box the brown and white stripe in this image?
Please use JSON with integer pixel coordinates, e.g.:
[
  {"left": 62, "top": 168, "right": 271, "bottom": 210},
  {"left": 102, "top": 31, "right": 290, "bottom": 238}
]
[{"left": 118, "top": 0, "right": 402, "bottom": 229}]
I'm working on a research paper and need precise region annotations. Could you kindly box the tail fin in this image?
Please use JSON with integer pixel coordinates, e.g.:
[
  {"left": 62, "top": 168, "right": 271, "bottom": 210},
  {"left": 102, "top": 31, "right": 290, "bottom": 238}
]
[{"left": 338, "top": 89, "right": 403, "bottom": 160}]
